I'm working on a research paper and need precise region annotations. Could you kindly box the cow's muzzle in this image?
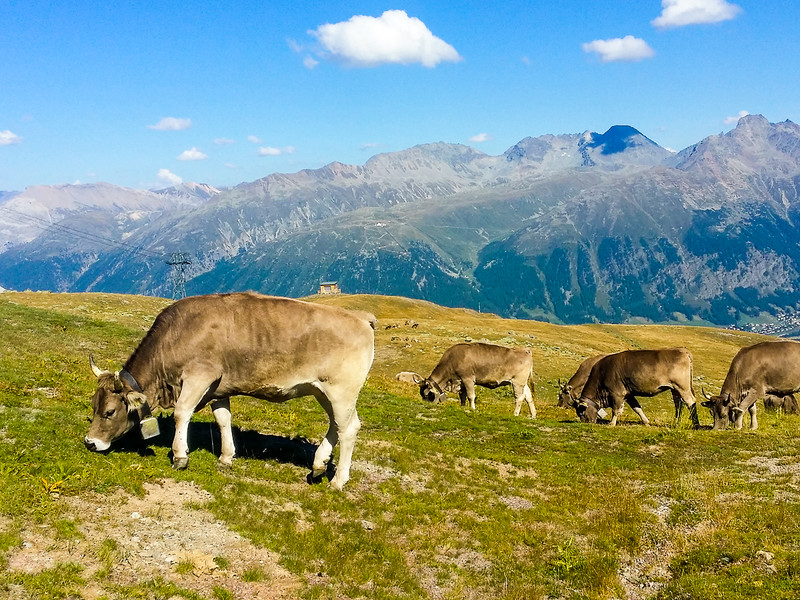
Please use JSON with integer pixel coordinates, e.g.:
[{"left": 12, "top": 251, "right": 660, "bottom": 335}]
[{"left": 84, "top": 436, "right": 111, "bottom": 452}]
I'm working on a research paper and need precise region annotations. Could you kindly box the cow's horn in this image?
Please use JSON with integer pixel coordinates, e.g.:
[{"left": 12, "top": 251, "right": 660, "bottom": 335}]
[
  {"left": 701, "top": 387, "right": 711, "bottom": 400},
  {"left": 89, "top": 355, "right": 104, "bottom": 378},
  {"left": 113, "top": 371, "right": 124, "bottom": 392}
]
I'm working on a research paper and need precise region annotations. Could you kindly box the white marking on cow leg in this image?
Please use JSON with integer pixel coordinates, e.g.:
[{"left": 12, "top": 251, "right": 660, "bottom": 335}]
[
  {"left": 330, "top": 408, "right": 361, "bottom": 491},
  {"left": 172, "top": 379, "right": 216, "bottom": 470},
  {"left": 312, "top": 394, "right": 337, "bottom": 478},
  {"left": 211, "top": 398, "right": 235, "bottom": 467},
  {"left": 734, "top": 411, "right": 745, "bottom": 430},
  {"left": 632, "top": 406, "right": 650, "bottom": 426},
  {"left": 749, "top": 404, "right": 758, "bottom": 430},
  {"left": 462, "top": 380, "right": 477, "bottom": 411},
  {"left": 524, "top": 384, "right": 536, "bottom": 418},
  {"left": 512, "top": 382, "right": 524, "bottom": 416}
]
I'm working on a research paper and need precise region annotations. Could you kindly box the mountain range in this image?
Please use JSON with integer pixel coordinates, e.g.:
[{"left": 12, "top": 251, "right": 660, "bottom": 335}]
[{"left": 1, "top": 114, "right": 799, "bottom": 327}]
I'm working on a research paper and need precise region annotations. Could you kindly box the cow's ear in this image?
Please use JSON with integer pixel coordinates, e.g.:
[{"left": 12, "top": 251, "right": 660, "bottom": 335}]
[{"left": 125, "top": 392, "right": 148, "bottom": 411}]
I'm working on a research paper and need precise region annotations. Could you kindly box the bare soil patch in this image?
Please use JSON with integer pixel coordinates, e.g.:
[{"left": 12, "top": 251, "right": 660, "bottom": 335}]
[{"left": 5, "top": 479, "right": 301, "bottom": 599}]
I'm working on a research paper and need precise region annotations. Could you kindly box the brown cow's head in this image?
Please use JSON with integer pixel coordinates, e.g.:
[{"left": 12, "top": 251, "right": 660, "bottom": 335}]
[
  {"left": 557, "top": 381, "right": 577, "bottom": 408},
  {"left": 84, "top": 357, "right": 149, "bottom": 452},
  {"left": 575, "top": 397, "right": 598, "bottom": 423},
  {"left": 413, "top": 374, "right": 447, "bottom": 404},
  {"left": 701, "top": 389, "right": 747, "bottom": 430}
]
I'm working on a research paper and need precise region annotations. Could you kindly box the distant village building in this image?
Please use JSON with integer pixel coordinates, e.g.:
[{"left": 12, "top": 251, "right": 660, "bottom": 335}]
[{"left": 318, "top": 281, "right": 342, "bottom": 295}]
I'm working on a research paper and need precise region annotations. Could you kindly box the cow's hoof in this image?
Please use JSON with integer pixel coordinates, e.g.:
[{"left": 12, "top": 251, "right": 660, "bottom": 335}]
[
  {"left": 328, "top": 478, "right": 346, "bottom": 491},
  {"left": 218, "top": 458, "right": 233, "bottom": 470},
  {"left": 172, "top": 457, "right": 189, "bottom": 470}
]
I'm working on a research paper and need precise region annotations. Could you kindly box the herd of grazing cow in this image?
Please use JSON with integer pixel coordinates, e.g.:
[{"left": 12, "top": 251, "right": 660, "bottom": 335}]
[{"left": 83, "top": 292, "right": 800, "bottom": 489}]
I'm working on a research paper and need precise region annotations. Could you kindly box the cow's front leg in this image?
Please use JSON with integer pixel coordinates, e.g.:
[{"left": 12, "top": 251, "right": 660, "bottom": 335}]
[
  {"left": 609, "top": 398, "right": 624, "bottom": 426},
  {"left": 458, "top": 385, "right": 468, "bottom": 407},
  {"left": 462, "top": 380, "right": 477, "bottom": 411},
  {"left": 172, "top": 377, "right": 217, "bottom": 470},
  {"left": 211, "top": 398, "right": 235, "bottom": 468},
  {"left": 748, "top": 403, "right": 758, "bottom": 430}
]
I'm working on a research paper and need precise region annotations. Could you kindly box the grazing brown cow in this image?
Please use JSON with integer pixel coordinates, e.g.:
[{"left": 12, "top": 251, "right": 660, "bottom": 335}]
[
  {"left": 557, "top": 354, "right": 608, "bottom": 408},
  {"left": 701, "top": 340, "right": 800, "bottom": 430},
  {"left": 413, "top": 342, "right": 536, "bottom": 417},
  {"left": 84, "top": 292, "right": 375, "bottom": 490},
  {"left": 576, "top": 348, "right": 700, "bottom": 427}
]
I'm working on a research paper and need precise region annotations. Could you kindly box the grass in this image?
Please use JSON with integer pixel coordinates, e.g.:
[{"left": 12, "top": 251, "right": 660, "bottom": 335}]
[{"left": 0, "top": 291, "right": 799, "bottom": 599}]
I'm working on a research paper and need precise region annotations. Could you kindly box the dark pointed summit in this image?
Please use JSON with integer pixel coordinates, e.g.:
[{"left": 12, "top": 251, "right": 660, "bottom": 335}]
[{"left": 581, "top": 125, "right": 660, "bottom": 155}]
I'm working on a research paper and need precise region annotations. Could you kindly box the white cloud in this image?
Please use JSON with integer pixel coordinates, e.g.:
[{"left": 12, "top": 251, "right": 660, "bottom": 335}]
[
  {"left": 0, "top": 130, "right": 23, "bottom": 146},
  {"left": 147, "top": 117, "right": 192, "bottom": 131},
  {"left": 652, "top": 0, "right": 742, "bottom": 29},
  {"left": 303, "top": 56, "right": 320, "bottom": 70},
  {"left": 247, "top": 135, "right": 263, "bottom": 144},
  {"left": 157, "top": 168, "right": 183, "bottom": 185},
  {"left": 214, "top": 137, "right": 236, "bottom": 145},
  {"left": 258, "top": 146, "right": 283, "bottom": 156},
  {"left": 724, "top": 110, "right": 749, "bottom": 125},
  {"left": 468, "top": 133, "right": 493, "bottom": 143},
  {"left": 177, "top": 147, "right": 208, "bottom": 161},
  {"left": 309, "top": 10, "right": 462, "bottom": 68},
  {"left": 582, "top": 36, "right": 655, "bottom": 63}
]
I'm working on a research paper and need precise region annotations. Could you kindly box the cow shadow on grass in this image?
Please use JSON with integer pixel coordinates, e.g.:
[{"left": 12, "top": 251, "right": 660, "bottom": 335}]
[{"left": 109, "top": 415, "right": 335, "bottom": 484}]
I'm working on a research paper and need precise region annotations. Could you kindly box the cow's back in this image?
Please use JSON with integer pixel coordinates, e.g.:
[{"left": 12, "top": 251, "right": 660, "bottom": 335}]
[
  {"left": 583, "top": 348, "right": 692, "bottom": 398},
  {"left": 723, "top": 340, "right": 800, "bottom": 395},
  {"left": 568, "top": 354, "right": 607, "bottom": 389},
  {"left": 435, "top": 343, "right": 531, "bottom": 384},
  {"left": 126, "top": 293, "right": 375, "bottom": 396}
]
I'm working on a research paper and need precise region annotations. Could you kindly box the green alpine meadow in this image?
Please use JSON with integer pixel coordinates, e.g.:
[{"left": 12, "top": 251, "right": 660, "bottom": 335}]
[{"left": 1, "top": 291, "right": 799, "bottom": 599}]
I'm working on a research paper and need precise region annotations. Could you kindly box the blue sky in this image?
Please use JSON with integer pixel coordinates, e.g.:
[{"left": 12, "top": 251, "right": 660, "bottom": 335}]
[{"left": 1, "top": 0, "right": 798, "bottom": 191}]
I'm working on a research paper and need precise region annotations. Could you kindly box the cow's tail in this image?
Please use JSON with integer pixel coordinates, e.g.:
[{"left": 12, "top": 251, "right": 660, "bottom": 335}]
[{"left": 685, "top": 349, "right": 700, "bottom": 428}]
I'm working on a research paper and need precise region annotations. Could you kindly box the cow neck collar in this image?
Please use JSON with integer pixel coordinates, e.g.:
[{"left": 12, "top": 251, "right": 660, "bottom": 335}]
[
  {"left": 582, "top": 397, "right": 602, "bottom": 410},
  {"left": 119, "top": 369, "right": 143, "bottom": 393}
]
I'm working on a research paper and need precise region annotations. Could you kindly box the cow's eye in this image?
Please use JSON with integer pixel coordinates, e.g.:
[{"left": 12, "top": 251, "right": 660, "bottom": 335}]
[{"left": 104, "top": 409, "right": 115, "bottom": 418}]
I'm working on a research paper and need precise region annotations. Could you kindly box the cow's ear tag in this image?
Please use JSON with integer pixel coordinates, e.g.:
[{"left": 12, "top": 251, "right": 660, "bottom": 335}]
[{"left": 597, "top": 408, "right": 608, "bottom": 419}]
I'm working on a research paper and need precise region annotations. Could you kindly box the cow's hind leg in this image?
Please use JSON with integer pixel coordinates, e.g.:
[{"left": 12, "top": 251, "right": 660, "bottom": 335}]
[
  {"left": 211, "top": 398, "right": 235, "bottom": 468},
  {"left": 313, "top": 388, "right": 362, "bottom": 490},
  {"left": 674, "top": 387, "right": 700, "bottom": 429},
  {"left": 626, "top": 396, "right": 650, "bottom": 426},
  {"left": 671, "top": 390, "right": 684, "bottom": 426},
  {"left": 512, "top": 382, "right": 536, "bottom": 418}
]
